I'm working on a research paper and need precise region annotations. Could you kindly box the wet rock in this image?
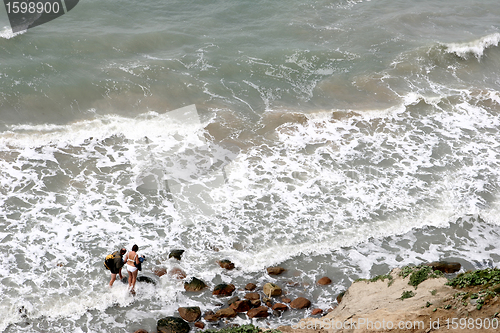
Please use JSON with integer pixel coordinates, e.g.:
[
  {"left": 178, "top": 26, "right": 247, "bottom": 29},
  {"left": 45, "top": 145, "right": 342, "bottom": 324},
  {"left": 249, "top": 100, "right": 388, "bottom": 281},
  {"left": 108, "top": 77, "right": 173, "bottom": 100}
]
[
  {"left": 215, "top": 307, "right": 237, "bottom": 318},
  {"left": 244, "top": 292, "right": 260, "bottom": 300},
  {"left": 426, "top": 261, "right": 461, "bottom": 273},
  {"left": 169, "top": 267, "right": 187, "bottom": 280},
  {"left": 336, "top": 291, "right": 345, "bottom": 304},
  {"left": 311, "top": 308, "right": 323, "bottom": 315},
  {"left": 178, "top": 306, "right": 201, "bottom": 322},
  {"left": 317, "top": 277, "right": 332, "bottom": 285},
  {"left": 247, "top": 306, "right": 269, "bottom": 318},
  {"left": 245, "top": 283, "right": 257, "bottom": 291},
  {"left": 157, "top": 316, "right": 190, "bottom": 333},
  {"left": 137, "top": 276, "right": 156, "bottom": 284},
  {"left": 121, "top": 277, "right": 128, "bottom": 284},
  {"left": 263, "top": 283, "right": 282, "bottom": 297},
  {"left": 212, "top": 283, "right": 236, "bottom": 297},
  {"left": 184, "top": 277, "right": 207, "bottom": 292},
  {"left": 153, "top": 267, "right": 167, "bottom": 277},
  {"left": 281, "top": 297, "right": 291, "bottom": 303},
  {"left": 230, "top": 300, "right": 252, "bottom": 312},
  {"left": 134, "top": 330, "right": 148, "bottom": 333},
  {"left": 267, "top": 266, "right": 285, "bottom": 275},
  {"left": 194, "top": 322, "right": 205, "bottom": 329},
  {"left": 250, "top": 299, "right": 261, "bottom": 307},
  {"left": 203, "top": 311, "right": 218, "bottom": 322},
  {"left": 217, "top": 260, "right": 235, "bottom": 270},
  {"left": 227, "top": 296, "right": 240, "bottom": 306},
  {"left": 169, "top": 250, "right": 185, "bottom": 261},
  {"left": 272, "top": 303, "right": 288, "bottom": 311},
  {"left": 290, "top": 297, "right": 311, "bottom": 309}
]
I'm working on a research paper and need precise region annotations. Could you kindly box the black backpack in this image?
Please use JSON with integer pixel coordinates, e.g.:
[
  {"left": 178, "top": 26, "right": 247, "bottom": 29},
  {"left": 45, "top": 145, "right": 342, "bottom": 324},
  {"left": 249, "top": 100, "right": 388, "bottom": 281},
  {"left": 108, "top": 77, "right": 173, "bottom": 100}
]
[{"left": 104, "top": 251, "right": 119, "bottom": 270}]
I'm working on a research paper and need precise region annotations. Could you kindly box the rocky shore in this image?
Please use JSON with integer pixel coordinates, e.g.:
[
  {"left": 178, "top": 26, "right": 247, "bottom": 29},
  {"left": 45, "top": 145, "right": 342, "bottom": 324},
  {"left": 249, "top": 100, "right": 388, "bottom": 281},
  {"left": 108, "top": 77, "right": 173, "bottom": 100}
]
[{"left": 134, "top": 253, "right": 500, "bottom": 333}]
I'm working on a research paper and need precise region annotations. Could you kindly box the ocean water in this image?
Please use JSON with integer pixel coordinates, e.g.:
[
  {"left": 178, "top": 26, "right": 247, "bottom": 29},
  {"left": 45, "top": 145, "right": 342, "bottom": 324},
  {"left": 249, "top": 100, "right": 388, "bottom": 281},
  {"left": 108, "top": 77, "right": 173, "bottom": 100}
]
[{"left": 1, "top": 0, "right": 500, "bottom": 332}]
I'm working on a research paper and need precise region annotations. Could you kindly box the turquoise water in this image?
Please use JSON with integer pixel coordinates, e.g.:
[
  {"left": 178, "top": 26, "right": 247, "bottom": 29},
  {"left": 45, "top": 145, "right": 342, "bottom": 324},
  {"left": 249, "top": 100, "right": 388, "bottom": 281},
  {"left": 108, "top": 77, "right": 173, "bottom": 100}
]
[{"left": 1, "top": 1, "right": 500, "bottom": 332}]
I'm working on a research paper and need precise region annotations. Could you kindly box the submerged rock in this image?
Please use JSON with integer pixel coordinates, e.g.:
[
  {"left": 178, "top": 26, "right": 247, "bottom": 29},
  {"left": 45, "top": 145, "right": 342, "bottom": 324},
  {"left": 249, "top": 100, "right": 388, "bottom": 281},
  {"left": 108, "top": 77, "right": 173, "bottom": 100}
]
[
  {"left": 169, "top": 267, "right": 187, "bottom": 280},
  {"left": 245, "top": 283, "right": 257, "bottom": 291},
  {"left": 247, "top": 306, "right": 269, "bottom": 318},
  {"left": 317, "top": 277, "right": 332, "bottom": 285},
  {"left": 137, "top": 276, "right": 156, "bottom": 284},
  {"left": 157, "top": 316, "right": 190, "bottom": 333},
  {"left": 178, "top": 306, "right": 201, "bottom": 322},
  {"left": 169, "top": 250, "right": 185, "bottom": 261},
  {"left": 267, "top": 266, "right": 285, "bottom": 275},
  {"left": 184, "top": 277, "right": 207, "bottom": 292},
  {"left": 217, "top": 259, "right": 235, "bottom": 270},
  {"left": 153, "top": 267, "right": 167, "bottom": 277},
  {"left": 212, "top": 283, "right": 236, "bottom": 297},
  {"left": 290, "top": 297, "right": 311, "bottom": 309}
]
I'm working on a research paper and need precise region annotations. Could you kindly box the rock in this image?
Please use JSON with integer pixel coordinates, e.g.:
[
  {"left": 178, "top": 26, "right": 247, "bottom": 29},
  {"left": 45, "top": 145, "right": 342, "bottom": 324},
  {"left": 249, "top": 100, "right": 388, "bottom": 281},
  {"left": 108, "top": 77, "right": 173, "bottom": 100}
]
[
  {"left": 203, "top": 311, "right": 218, "bottom": 322},
  {"left": 247, "top": 306, "right": 269, "bottom": 318},
  {"left": 245, "top": 283, "right": 257, "bottom": 291},
  {"left": 244, "top": 292, "right": 260, "bottom": 300},
  {"left": 157, "top": 316, "right": 190, "bottom": 333},
  {"left": 134, "top": 330, "right": 148, "bottom": 333},
  {"left": 290, "top": 297, "right": 311, "bottom": 309},
  {"left": 426, "top": 261, "right": 461, "bottom": 273},
  {"left": 153, "top": 267, "right": 167, "bottom": 277},
  {"left": 137, "top": 276, "right": 156, "bottom": 284},
  {"left": 336, "top": 291, "right": 345, "bottom": 304},
  {"left": 184, "top": 277, "right": 207, "bottom": 292},
  {"left": 212, "top": 283, "right": 235, "bottom": 297},
  {"left": 121, "top": 277, "right": 128, "bottom": 284},
  {"left": 272, "top": 303, "right": 288, "bottom": 311},
  {"left": 267, "top": 266, "right": 285, "bottom": 275},
  {"left": 317, "top": 277, "right": 332, "bottom": 285},
  {"left": 250, "top": 299, "right": 261, "bottom": 307},
  {"left": 263, "top": 283, "right": 282, "bottom": 297},
  {"left": 215, "top": 307, "right": 237, "bottom": 318},
  {"left": 178, "top": 307, "right": 201, "bottom": 322},
  {"left": 311, "top": 308, "right": 323, "bottom": 315},
  {"left": 169, "top": 267, "right": 187, "bottom": 280},
  {"left": 194, "top": 322, "right": 205, "bottom": 329},
  {"left": 169, "top": 250, "right": 185, "bottom": 261},
  {"left": 217, "top": 260, "right": 235, "bottom": 270},
  {"left": 230, "top": 300, "right": 252, "bottom": 312},
  {"left": 281, "top": 297, "right": 291, "bottom": 303}
]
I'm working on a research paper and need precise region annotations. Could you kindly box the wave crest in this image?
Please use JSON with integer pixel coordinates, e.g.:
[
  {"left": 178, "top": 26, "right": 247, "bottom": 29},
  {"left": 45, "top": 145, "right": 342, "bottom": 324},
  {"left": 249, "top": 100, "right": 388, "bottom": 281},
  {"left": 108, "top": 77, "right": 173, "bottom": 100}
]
[{"left": 444, "top": 33, "right": 500, "bottom": 59}]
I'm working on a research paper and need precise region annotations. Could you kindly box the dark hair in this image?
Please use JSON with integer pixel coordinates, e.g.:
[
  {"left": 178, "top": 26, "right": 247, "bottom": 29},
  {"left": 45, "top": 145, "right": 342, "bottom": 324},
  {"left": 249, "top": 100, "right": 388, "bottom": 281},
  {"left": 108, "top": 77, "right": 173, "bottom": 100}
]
[
  {"left": 132, "top": 244, "right": 139, "bottom": 252},
  {"left": 120, "top": 248, "right": 126, "bottom": 255}
]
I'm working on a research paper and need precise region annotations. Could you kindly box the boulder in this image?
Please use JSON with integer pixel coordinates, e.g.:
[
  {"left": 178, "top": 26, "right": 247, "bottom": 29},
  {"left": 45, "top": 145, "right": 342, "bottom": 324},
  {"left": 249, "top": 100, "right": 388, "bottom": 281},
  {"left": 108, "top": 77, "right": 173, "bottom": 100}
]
[
  {"left": 267, "top": 266, "right": 285, "bottom": 275},
  {"left": 244, "top": 292, "right": 260, "bottom": 300},
  {"left": 153, "top": 267, "right": 167, "bottom": 277},
  {"left": 272, "top": 303, "right": 288, "bottom": 311},
  {"left": 194, "top": 322, "right": 205, "bottom": 329},
  {"left": 212, "top": 283, "right": 236, "bottom": 297},
  {"left": 169, "top": 267, "right": 187, "bottom": 280},
  {"left": 317, "top": 277, "right": 332, "bottom": 285},
  {"left": 217, "top": 260, "right": 235, "bottom": 270},
  {"left": 178, "top": 306, "right": 201, "bottom": 322},
  {"left": 157, "top": 317, "right": 190, "bottom": 333},
  {"left": 230, "top": 300, "right": 252, "bottom": 312},
  {"left": 250, "top": 299, "right": 261, "bottom": 307},
  {"left": 169, "top": 250, "right": 185, "bottom": 261},
  {"left": 215, "top": 307, "right": 237, "bottom": 318},
  {"left": 290, "top": 297, "right": 311, "bottom": 309},
  {"left": 263, "top": 283, "right": 282, "bottom": 297},
  {"left": 203, "top": 311, "right": 218, "bottom": 322},
  {"left": 311, "top": 308, "right": 323, "bottom": 315},
  {"left": 245, "top": 283, "right": 257, "bottom": 291},
  {"left": 184, "top": 277, "right": 207, "bottom": 292},
  {"left": 426, "top": 261, "right": 461, "bottom": 273},
  {"left": 247, "top": 306, "right": 269, "bottom": 318},
  {"left": 137, "top": 276, "right": 156, "bottom": 284}
]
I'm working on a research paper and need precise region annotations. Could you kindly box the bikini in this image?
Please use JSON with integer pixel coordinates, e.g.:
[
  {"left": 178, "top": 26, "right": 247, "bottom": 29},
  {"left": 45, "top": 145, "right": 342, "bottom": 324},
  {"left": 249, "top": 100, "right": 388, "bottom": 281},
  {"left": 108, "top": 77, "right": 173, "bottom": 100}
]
[{"left": 126, "top": 253, "right": 138, "bottom": 273}]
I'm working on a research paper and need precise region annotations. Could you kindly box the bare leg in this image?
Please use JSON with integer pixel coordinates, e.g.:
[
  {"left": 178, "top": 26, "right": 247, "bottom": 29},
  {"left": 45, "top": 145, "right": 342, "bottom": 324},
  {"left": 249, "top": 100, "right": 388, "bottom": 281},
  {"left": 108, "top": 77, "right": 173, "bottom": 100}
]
[
  {"left": 131, "top": 270, "right": 138, "bottom": 294},
  {"left": 109, "top": 273, "right": 117, "bottom": 287}
]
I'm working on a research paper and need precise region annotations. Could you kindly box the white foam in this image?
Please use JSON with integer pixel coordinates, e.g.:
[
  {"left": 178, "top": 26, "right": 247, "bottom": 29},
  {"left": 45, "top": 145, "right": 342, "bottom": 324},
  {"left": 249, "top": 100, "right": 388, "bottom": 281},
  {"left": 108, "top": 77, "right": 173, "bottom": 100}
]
[
  {"left": 0, "top": 26, "right": 26, "bottom": 39},
  {"left": 445, "top": 33, "right": 500, "bottom": 59}
]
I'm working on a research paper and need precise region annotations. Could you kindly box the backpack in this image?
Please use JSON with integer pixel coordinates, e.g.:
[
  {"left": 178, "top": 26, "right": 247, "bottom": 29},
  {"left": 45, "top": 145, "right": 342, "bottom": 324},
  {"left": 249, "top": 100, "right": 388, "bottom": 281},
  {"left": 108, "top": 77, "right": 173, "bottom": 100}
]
[{"left": 104, "top": 251, "right": 118, "bottom": 270}]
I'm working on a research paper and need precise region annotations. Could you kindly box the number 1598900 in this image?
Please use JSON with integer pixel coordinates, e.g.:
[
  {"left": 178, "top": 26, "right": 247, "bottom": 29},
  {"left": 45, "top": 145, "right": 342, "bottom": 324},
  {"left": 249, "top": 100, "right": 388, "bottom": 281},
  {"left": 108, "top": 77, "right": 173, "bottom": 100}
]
[{"left": 5, "top": 1, "right": 61, "bottom": 14}]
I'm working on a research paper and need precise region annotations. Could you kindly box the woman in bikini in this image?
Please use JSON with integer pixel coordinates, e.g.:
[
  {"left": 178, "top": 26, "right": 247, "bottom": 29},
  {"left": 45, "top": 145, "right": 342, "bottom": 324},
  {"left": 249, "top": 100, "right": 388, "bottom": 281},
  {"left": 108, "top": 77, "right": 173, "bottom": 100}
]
[{"left": 124, "top": 244, "right": 140, "bottom": 294}]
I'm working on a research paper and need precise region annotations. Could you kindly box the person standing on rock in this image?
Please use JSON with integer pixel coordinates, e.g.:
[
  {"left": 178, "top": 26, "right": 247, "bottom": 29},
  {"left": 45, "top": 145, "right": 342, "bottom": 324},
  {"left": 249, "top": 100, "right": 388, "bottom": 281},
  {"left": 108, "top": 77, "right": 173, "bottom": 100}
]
[
  {"left": 107, "top": 248, "right": 126, "bottom": 287},
  {"left": 123, "top": 244, "right": 140, "bottom": 294}
]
